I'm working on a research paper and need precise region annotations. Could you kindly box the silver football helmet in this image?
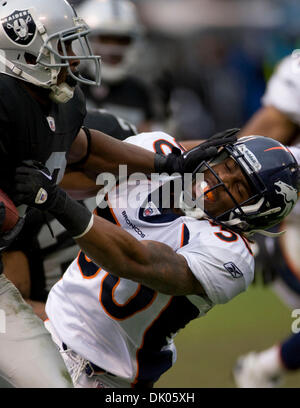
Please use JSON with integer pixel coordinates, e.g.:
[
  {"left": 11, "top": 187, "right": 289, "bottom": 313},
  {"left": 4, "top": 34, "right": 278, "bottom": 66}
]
[
  {"left": 76, "top": 0, "right": 142, "bottom": 83},
  {"left": 0, "top": 0, "right": 101, "bottom": 103}
]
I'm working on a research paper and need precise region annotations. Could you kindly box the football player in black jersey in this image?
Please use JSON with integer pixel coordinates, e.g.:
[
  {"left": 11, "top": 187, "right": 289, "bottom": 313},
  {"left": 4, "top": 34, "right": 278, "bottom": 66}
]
[{"left": 4, "top": 109, "right": 138, "bottom": 322}]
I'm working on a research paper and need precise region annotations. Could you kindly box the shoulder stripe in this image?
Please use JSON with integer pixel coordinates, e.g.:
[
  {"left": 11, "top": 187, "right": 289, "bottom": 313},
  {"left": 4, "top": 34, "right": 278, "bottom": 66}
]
[
  {"left": 180, "top": 224, "right": 190, "bottom": 248},
  {"left": 96, "top": 195, "right": 120, "bottom": 226}
]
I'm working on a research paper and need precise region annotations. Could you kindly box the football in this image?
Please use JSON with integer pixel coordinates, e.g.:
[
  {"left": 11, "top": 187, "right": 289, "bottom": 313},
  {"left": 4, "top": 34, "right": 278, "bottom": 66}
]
[{"left": 0, "top": 189, "right": 19, "bottom": 232}]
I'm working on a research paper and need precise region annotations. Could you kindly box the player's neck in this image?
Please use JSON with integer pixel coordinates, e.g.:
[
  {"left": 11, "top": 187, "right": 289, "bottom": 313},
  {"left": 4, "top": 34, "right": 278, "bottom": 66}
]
[
  {"left": 20, "top": 81, "right": 52, "bottom": 109},
  {"left": 170, "top": 192, "right": 185, "bottom": 216}
]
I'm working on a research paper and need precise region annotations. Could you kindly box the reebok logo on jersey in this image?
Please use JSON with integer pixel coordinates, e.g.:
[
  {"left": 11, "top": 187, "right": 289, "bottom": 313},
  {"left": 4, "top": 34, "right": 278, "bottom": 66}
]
[
  {"left": 224, "top": 262, "right": 243, "bottom": 279},
  {"left": 121, "top": 211, "right": 145, "bottom": 238}
]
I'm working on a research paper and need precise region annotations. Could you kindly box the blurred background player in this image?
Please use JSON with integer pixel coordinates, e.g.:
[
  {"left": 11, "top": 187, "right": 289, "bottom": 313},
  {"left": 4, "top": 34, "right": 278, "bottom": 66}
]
[
  {"left": 76, "top": 0, "right": 159, "bottom": 132},
  {"left": 233, "top": 53, "right": 300, "bottom": 387}
]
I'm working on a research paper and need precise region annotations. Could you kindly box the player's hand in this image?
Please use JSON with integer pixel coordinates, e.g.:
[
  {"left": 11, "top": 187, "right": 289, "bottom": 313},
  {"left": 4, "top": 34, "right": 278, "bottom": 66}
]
[
  {"left": 14, "top": 160, "right": 93, "bottom": 238},
  {"left": 0, "top": 203, "right": 24, "bottom": 251},
  {"left": 154, "top": 128, "right": 240, "bottom": 174},
  {"left": 14, "top": 160, "right": 61, "bottom": 211}
]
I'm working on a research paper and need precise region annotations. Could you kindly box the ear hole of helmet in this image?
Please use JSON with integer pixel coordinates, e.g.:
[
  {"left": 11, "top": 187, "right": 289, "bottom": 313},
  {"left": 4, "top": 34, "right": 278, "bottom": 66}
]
[{"left": 24, "top": 52, "right": 37, "bottom": 65}]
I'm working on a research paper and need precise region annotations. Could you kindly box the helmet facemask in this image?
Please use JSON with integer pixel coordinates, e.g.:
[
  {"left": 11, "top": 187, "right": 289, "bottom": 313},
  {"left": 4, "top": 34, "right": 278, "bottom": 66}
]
[
  {"left": 36, "top": 16, "right": 101, "bottom": 103},
  {"left": 37, "top": 18, "right": 100, "bottom": 82},
  {"left": 179, "top": 137, "right": 300, "bottom": 237},
  {"left": 179, "top": 147, "right": 271, "bottom": 235}
]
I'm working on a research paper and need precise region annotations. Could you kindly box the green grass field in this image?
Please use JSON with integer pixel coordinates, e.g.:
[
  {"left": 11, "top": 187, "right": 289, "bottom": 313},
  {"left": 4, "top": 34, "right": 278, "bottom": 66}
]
[
  {"left": 1, "top": 282, "right": 298, "bottom": 389},
  {"left": 156, "top": 284, "right": 300, "bottom": 388}
]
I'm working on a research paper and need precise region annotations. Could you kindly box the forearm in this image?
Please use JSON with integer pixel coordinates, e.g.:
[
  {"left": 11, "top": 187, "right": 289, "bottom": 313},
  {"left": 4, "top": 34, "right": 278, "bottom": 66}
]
[
  {"left": 69, "top": 127, "right": 236, "bottom": 180},
  {"left": 76, "top": 216, "right": 150, "bottom": 279},
  {"left": 76, "top": 215, "right": 200, "bottom": 295},
  {"left": 83, "top": 129, "right": 156, "bottom": 176},
  {"left": 60, "top": 170, "right": 99, "bottom": 200},
  {"left": 240, "top": 106, "right": 299, "bottom": 144}
]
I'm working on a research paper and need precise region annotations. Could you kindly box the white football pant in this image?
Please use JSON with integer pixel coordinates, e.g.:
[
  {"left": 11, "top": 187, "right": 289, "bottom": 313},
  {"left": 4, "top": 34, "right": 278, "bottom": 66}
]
[
  {"left": 45, "top": 319, "right": 131, "bottom": 388},
  {"left": 0, "top": 274, "right": 73, "bottom": 388}
]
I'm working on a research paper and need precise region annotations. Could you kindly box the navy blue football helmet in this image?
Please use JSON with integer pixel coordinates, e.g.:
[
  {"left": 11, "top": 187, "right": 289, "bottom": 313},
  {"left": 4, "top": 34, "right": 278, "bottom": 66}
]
[{"left": 180, "top": 135, "right": 300, "bottom": 236}]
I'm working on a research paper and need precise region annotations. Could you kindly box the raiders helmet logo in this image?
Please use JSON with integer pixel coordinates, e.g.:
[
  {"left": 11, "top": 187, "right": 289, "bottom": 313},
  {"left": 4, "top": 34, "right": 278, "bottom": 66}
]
[{"left": 2, "top": 10, "right": 36, "bottom": 46}]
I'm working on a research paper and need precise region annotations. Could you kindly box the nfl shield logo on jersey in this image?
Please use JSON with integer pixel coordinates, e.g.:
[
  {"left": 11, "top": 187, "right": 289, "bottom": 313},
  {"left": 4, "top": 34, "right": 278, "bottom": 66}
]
[
  {"left": 143, "top": 201, "right": 161, "bottom": 217},
  {"left": 224, "top": 262, "right": 243, "bottom": 279},
  {"left": 143, "top": 207, "right": 153, "bottom": 217},
  {"left": 47, "top": 116, "right": 56, "bottom": 132},
  {"left": 2, "top": 10, "right": 36, "bottom": 46}
]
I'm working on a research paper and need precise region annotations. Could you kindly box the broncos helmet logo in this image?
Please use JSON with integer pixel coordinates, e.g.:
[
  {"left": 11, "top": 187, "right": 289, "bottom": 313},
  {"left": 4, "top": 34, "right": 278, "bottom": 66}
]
[{"left": 274, "top": 180, "right": 298, "bottom": 217}]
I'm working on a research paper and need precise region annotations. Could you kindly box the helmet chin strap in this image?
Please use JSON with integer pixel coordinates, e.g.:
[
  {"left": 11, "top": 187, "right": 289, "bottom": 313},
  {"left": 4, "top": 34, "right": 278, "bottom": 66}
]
[
  {"left": 178, "top": 191, "right": 206, "bottom": 219},
  {"left": 0, "top": 51, "right": 74, "bottom": 104},
  {"left": 49, "top": 82, "right": 74, "bottom": 104}
]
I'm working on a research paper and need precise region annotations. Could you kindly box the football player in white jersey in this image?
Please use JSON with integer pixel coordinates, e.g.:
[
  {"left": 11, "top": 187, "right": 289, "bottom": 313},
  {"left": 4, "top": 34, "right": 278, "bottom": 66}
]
[
  {"left": 13, "top": 131, "right": 299, "bottom": 388},
  {"left": 232, "top": 53, "right": 300, "bottom": 387}
]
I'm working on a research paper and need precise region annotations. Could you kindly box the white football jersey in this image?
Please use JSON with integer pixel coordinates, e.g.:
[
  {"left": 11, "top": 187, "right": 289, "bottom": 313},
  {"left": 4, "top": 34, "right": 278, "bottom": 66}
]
[
  {"left": 46, "top": 131, "right": 254, "bottom": 386},
  {"left": 262, "top": 55, "right": 300, "bottom": 125}
]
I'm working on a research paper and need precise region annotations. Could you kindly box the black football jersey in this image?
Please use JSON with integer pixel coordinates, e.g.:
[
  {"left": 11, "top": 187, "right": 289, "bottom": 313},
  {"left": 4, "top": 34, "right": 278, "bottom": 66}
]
[{"left": 0, "top": 74, "right": 86, "bottom": 196}]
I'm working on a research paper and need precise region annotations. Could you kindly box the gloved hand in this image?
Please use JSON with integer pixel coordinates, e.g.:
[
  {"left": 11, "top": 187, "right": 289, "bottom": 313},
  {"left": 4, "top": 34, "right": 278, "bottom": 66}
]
[
  {"left": 14, "top": 160, "right": 62, "bottom": 211},
  {"left": 14, "top": 160, "right": 93, "bottom": 238},
  {"left": 0, "top": 202, "right": 24, "bottom": 251},
  {"left": 154, "top": 128, "right": 240, "bottom": 174}
]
